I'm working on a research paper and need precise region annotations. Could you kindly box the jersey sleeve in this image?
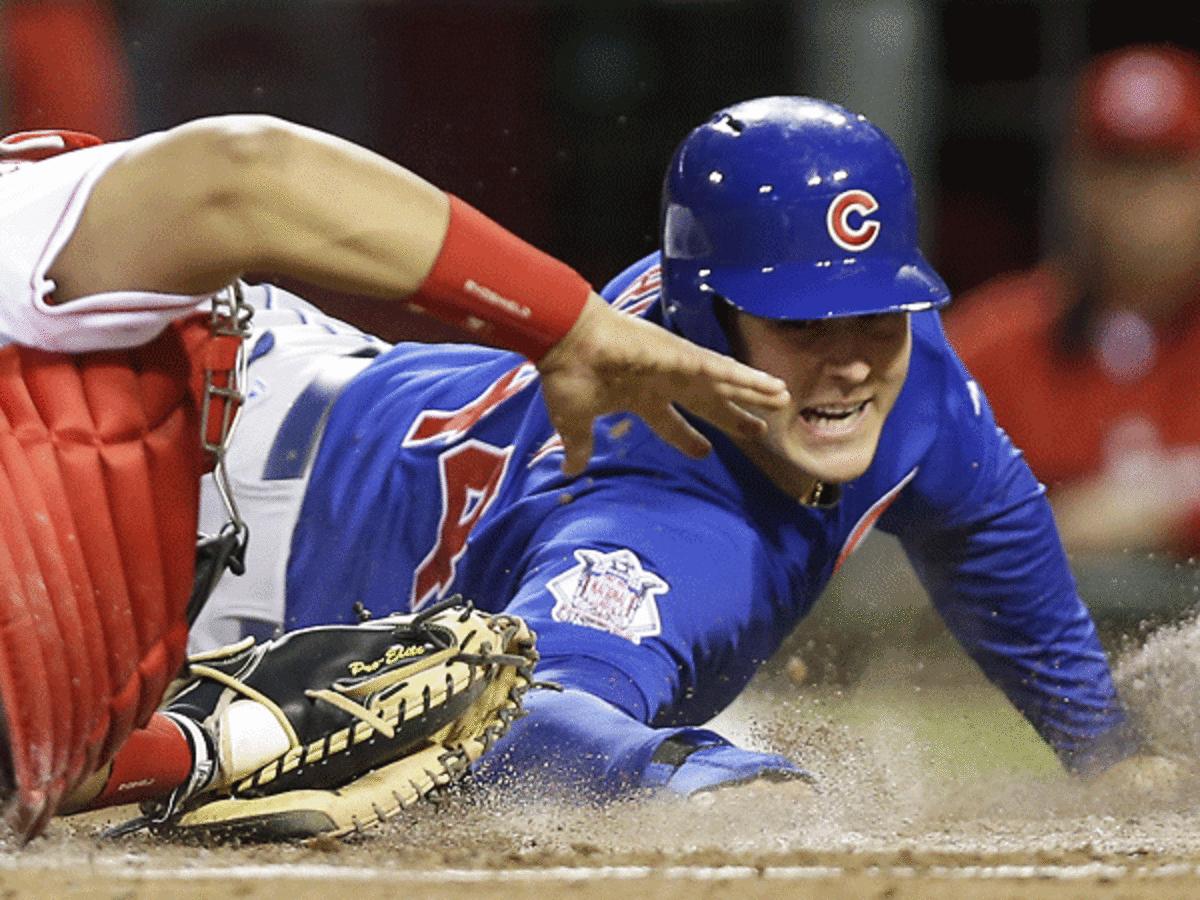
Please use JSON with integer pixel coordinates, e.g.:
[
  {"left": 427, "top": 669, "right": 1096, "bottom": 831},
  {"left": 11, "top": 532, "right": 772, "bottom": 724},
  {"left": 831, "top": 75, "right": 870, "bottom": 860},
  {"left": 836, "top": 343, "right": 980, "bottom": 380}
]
[
  {"left": 471, "top": 475, "right": 800, "bottom": 796},
  {"left": 887, "top": 323, "right": 1141, "bottom": 773},
  {"left": 598, "top": 251, "right": 662, "bottom": 314},
  {"left": 0, "top": 136, "right": 211, "bottom": 352},
  {"left": 498, "top": 477, "right": 783, "bottom": 726}
]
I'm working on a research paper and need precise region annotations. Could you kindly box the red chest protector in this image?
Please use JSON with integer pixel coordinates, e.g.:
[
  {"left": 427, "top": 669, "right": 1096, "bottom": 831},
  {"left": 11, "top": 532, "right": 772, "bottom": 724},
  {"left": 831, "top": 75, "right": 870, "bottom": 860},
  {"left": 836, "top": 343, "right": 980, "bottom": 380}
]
[{"left": 0, "top": 314, "right": 240, "bottom": 838}]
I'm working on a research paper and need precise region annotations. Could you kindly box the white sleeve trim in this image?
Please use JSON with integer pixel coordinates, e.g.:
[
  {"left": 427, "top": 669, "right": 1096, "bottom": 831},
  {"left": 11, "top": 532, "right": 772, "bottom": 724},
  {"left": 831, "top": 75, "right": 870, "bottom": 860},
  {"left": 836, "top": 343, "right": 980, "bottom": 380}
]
[
  {"left": 0, "top": 135, "right": 216, "bottom": 352},
  {"left": 29, "top": 133, "right": 215, "bottom": 314}
]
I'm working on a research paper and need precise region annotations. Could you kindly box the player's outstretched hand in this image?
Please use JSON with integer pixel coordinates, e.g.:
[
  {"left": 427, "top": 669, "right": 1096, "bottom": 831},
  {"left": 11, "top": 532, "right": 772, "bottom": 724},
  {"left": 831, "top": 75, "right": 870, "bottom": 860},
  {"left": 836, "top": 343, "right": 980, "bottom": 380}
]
[
  {"left": 537, "top": 295, "right": 790, "bottom": 476},
  {"left": 688, "top": 774, "right": 817, "bottom": 808},
  {"left": 1085, "top": 753, "right": 1188, "bottom": 802}
]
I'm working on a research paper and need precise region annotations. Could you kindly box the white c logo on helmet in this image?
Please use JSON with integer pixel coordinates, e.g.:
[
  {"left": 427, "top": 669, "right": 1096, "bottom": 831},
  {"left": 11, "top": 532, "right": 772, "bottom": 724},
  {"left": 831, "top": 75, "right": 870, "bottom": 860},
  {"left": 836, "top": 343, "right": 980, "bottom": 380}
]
[{"left": 826, "top": 189, "right": 881, "bottom": 252}]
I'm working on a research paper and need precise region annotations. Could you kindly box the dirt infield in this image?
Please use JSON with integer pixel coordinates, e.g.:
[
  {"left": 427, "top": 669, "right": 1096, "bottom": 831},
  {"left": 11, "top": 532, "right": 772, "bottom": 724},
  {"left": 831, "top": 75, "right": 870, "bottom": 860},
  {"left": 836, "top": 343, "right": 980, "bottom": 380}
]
[
  {"left": 5, "top": 859, "right": 1200, "bottom": 900},
  {"left": 5, "top": 619, "right": 1200, "bottom": 898},
  {"left": 9, "top": 794, "right": 1200, "bottom": 900},
  {"left": 6, "top": 771, "right": 1200, "bottom": 899}
]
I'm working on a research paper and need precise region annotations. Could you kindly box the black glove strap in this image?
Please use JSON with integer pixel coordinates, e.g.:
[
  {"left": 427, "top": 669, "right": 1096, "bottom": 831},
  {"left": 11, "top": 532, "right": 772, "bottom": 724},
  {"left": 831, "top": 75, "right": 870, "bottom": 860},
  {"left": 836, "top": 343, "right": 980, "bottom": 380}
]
[
  {"left": 187, "top": 522, "right": 249, "bottom": 627},
  {"left": 650, "top": 735, "right": 707, "bottom": 769}
]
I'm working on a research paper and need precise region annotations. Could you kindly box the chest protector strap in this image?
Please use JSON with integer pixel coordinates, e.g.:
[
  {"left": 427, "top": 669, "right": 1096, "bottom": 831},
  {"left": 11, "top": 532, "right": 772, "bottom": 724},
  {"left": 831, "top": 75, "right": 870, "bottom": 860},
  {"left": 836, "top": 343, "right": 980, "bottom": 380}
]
[{"left": 0, "top": 313, "right": 240, "bottom": 839}]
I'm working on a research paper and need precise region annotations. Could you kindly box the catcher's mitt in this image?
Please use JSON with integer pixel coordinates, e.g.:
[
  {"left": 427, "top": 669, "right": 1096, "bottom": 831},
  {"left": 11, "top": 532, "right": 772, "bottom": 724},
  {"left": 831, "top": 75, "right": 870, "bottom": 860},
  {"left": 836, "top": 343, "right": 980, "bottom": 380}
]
[{"left": 120, "top": 597, "right": 536, "bottom": 842}]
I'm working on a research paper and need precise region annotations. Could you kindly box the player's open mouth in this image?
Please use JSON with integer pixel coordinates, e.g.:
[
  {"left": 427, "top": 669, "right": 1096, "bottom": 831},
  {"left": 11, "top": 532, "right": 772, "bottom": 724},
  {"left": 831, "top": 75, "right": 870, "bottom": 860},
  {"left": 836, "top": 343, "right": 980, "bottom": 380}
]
[{"left": 798, "top": 400, "right": 870, "bottom": 437}]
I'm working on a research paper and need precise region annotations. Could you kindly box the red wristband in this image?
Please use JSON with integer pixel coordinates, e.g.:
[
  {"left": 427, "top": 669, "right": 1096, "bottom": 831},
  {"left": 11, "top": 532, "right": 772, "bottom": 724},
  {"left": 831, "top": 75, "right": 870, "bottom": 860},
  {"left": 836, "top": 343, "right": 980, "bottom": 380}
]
[
  {"left": 86, "top": 712, "right": 193, "bottom": 809},
  {"left": 410, "top": 195, "right": 591, "bottom": 360}
]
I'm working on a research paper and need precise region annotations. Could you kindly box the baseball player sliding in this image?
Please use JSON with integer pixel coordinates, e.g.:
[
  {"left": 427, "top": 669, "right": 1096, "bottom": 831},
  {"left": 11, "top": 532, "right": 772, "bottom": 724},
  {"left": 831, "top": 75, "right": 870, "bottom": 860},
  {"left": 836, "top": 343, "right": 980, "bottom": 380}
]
[
  {"left": 0, "top": 117, "right": 788, "bottom": 841},
  {"left": 110, "top": 97, "right": 1171, "bottom": 825},
  {"left": 71, "top": 96, "right": 1178, "bottom": 831}
]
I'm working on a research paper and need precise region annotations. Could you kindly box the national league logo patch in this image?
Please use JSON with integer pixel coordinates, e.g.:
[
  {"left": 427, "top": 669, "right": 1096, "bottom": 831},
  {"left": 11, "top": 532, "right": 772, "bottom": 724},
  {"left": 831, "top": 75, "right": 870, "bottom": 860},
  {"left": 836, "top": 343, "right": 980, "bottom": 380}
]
[{"left": 548, "top": 548, "right": 669, "bottom": 644}]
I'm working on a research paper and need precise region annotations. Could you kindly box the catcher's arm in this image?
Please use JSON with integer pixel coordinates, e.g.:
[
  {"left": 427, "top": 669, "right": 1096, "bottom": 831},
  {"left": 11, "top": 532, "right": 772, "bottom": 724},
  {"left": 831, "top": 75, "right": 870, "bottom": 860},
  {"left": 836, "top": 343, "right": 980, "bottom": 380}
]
[
  {"left": 51, "top": 115, "right": 787, "bottom": 469},
  {"left": 62, "top": 598, "right": 537, "bottom": 841}
]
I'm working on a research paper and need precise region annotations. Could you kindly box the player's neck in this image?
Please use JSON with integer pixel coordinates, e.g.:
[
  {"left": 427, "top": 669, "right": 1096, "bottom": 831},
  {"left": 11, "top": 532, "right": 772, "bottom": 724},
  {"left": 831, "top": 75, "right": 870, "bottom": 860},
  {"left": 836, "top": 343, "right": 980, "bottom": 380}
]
[{"left": 734, "top": 440, "right": 837, "bottom": 507}]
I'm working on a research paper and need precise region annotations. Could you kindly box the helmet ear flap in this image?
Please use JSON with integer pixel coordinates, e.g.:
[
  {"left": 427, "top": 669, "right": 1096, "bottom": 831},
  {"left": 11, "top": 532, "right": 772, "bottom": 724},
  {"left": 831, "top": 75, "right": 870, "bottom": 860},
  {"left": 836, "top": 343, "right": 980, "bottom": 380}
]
[{"left": 712, "top": 296, "right": 745, "bottom": 360}]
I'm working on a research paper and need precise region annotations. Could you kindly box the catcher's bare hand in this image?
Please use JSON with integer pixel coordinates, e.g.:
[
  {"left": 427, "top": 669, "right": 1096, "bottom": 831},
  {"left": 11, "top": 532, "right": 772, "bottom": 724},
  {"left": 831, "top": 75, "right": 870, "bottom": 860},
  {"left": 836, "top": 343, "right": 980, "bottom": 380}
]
[{"left": 538, "top": 295, "right": 790, "bottom": 476}]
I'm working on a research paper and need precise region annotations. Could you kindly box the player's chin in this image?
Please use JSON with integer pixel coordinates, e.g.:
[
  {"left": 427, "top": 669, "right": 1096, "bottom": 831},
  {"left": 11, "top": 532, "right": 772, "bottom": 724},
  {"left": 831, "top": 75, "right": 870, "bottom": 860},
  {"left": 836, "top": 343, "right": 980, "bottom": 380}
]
[{"left": 792, "top": 434, "right": 881, "bottom": 484}]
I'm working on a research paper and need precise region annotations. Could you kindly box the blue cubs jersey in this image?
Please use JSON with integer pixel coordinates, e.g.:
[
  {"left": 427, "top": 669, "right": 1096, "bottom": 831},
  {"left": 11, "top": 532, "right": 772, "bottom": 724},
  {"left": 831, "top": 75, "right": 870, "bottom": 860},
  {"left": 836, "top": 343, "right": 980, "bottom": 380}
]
[{"left": 284, "top": 253, "right": 1133, "bottom": 772}]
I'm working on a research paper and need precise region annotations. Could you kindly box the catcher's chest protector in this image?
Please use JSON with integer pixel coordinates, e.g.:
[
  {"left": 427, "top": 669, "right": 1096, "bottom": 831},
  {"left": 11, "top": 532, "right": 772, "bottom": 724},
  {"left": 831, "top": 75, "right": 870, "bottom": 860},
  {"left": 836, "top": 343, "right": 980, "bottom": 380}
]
[{"left": 0, "top": 315, "right": 236, "bottom": 838}]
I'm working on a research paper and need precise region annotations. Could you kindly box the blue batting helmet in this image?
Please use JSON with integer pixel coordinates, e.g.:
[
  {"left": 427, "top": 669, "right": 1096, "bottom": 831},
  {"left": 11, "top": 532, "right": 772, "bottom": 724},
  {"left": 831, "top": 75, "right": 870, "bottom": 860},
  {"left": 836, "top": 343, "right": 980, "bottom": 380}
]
[{"left": 660, "top": 96, "right": 950, "bottom": 353}]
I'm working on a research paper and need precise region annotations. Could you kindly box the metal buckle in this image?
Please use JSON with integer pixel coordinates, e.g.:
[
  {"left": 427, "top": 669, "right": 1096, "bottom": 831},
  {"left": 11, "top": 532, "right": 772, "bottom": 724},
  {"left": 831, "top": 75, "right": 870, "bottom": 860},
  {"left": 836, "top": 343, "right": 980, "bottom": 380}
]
[
  {"left": 201, "top": 283, "right": 254, "bottom": 535},
  {"left": 190, "top": 283, "right": 254, "bottom": 623}
]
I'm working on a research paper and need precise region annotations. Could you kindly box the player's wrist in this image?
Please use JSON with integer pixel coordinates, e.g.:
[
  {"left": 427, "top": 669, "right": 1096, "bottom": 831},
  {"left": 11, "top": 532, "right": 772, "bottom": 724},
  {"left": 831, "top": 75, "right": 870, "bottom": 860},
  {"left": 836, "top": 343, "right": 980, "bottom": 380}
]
[
  {"left": 1059, "top": 718, "right": 1147, "bottom": 777},
  {"left": 410, "top": 195, "right": 591, "bottom": 360},
  {"left": 663, "top": 742, "right": 813, "bottom": 797},
  {"left": 535, "top": 294, "right": 609, "bottom": 372},
  {"left": 640, "top": 732, "right": 814, "bottom": 797}
]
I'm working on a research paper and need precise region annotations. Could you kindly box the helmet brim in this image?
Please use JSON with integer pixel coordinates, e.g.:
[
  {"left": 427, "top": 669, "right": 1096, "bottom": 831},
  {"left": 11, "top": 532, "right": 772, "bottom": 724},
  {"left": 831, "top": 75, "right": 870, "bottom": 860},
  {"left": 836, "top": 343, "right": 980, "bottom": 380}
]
[{"left": 693, "top": 251, "right": 951, "bottom": 321}]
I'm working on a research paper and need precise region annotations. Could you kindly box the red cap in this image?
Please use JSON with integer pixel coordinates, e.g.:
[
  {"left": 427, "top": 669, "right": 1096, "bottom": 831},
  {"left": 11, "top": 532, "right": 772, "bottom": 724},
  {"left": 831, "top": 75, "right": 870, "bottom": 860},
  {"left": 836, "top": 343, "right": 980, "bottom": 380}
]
[{"left": 1075, "top": 44, "right": 1200, "bottom": 157}]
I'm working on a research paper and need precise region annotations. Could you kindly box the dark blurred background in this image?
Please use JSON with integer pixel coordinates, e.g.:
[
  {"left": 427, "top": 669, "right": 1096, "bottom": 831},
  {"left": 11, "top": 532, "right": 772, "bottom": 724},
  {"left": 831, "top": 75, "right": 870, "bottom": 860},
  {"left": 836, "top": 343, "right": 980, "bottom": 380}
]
[
  {"left": 2, "top": 0, "right": 1195, "bottom": 301},
  {"left": 4, "top": 0, "right": 1199, "bottom": 683}
]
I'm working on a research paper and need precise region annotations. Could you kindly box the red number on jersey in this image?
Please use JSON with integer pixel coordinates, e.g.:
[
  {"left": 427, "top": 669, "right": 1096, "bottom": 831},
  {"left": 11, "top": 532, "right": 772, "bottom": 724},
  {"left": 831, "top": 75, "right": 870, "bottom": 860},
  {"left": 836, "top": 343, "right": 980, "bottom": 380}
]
[
  {"left": 411, "top": 439, "right": 514, "bottom": 608},
  {"left": 404, "top": 363, "right": 537, "bottom": 446}
]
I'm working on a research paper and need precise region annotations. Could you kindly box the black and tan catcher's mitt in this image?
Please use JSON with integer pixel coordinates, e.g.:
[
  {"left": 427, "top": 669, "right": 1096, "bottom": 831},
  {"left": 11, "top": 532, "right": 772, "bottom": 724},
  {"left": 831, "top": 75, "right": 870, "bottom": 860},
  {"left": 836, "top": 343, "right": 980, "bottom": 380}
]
[{"left": 130, "top": 597, "right": 536, "bottom": 841}]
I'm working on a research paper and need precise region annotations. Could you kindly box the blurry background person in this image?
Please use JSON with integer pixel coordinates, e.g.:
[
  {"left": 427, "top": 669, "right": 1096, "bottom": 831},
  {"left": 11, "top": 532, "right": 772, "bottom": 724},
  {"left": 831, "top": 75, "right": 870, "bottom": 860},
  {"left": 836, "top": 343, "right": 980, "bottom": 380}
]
[
  {"left": 0, "top": 0, "right": 133, "bottom": 137},
  {"left": 947, "top": 44, "right": 1200, "bottom": 628}
]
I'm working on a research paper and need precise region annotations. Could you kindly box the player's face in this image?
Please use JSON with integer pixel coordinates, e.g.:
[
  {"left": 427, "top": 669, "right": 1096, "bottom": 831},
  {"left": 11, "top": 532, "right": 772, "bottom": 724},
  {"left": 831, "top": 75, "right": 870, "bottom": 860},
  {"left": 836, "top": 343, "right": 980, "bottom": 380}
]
[
  {"left": 730, "top": 310, "right": 911, "bottom": 487},
  {"left": 1069, "top": 154, "right": 1200, "bottom": 316}
]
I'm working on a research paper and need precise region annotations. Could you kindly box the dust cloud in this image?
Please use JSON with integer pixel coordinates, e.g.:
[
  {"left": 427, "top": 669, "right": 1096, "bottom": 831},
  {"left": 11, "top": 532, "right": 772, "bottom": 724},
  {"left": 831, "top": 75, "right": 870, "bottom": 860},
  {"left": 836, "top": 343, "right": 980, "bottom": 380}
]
[{"left": 359, "top": 670, "right": 1200, "bottom": 865}]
